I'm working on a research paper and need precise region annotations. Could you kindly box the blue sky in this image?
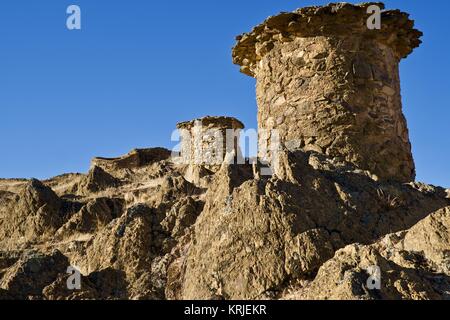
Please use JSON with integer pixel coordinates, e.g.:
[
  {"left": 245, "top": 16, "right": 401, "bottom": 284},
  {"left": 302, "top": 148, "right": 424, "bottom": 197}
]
[{"left": 0, "top": 0, "right": 449, "bottom": 187}]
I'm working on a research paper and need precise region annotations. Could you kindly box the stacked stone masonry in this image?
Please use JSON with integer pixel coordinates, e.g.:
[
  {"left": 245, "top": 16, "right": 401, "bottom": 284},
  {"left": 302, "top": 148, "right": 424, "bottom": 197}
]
[
  {"left": 176, "top": 116, "right": 244, "bottom": 171},
  {"left": 233, "top": 2, "right": 422, "bottom": 182}
]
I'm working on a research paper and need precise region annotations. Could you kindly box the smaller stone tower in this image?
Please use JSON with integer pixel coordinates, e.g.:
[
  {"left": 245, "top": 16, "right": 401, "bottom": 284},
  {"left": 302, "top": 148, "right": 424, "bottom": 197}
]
[
  {"left": 176, "top": 116, "right": 244, "bottom": 171},
  {"left": 232, "top": 2, "right": 422, "bottom": 182}
]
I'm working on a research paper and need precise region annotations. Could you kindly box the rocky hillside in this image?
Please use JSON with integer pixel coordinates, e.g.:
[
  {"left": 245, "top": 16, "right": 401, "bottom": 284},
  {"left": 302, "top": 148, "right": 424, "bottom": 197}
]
[
  {"left": 0, "top": 146, "right": 448, "bottom": 300},
  {"left": 1, "top": 2, "right": 449, "bottom": 300}
]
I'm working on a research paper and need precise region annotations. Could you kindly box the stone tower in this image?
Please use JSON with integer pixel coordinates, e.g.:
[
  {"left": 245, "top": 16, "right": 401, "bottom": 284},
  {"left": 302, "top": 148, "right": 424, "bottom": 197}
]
[
  {"left": 232, "top": 2, "right": 422, "bottom": 182},
  {"left": 176, "top": 116, "right": 244, "bottom": 171}
]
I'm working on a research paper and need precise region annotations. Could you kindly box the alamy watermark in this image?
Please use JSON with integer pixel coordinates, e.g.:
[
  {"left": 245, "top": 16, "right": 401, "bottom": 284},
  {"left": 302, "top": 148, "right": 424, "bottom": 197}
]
[
  {"left": 66, "top": 266, "right": 81, "bottom": 290},
  {"left": 366, "top": 265, "right": 381, "bottom": 290},
  {"left": 66, "top": 5, "right": 81, "bottom": 30},
  {"left": 64, "top": 4, "right": 381, "bottom": 31},
  {"left": 367, "top": 4, "right": 382, "bottom": 30}
]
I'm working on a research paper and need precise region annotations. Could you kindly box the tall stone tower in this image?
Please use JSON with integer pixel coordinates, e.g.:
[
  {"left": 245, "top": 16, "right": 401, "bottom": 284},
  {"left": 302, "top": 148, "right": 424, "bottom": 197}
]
[{"left": 232, "top": 2, "right": 422, "bottom": 182}]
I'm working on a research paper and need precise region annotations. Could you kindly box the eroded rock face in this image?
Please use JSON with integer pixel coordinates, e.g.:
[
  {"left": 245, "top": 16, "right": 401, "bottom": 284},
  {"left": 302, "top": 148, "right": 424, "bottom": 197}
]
[
  {"left": 0, "top": 250, "right": 69, "bottom": 299},
  {"left": 76, "top": 166, "right": 122, "bottom": 195},
  {"left": 54, "top": 197, "right": 124, "bottom": 240},
  {"left": 0, "top": 3, "right": 448, "bottom": 301},
  {"left": 0, "top": 179, "right": 65, "bottom": 249},
  {"left": 179, "top": 149, "right": 448, "bottom": 299},
  {"left": 91, "top": 148, "right": 171, "bottom": 175},
  {"left": 233, "top": 2, "right": 422, "bottom": 182},
  {"left": 284, "top": 207, "right": 450, "bottom": 300},
  {"left": 0, "top": 144, "right": 448, "bottom": 300}
]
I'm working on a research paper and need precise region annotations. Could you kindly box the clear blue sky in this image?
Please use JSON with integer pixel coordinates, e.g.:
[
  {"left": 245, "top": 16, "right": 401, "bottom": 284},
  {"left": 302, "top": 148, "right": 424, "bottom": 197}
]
[{"left": 0, "top": 0, "right": 449, "bottom": 187}]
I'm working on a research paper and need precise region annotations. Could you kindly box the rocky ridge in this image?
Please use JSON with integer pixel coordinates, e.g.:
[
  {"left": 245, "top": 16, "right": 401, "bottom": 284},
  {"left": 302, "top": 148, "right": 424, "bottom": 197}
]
[
  {"left": 0, "top": 2, "right": 449, "bottom": 300},
  {"left": 0, "top": 144, "right": 448, "bottom": 300}
]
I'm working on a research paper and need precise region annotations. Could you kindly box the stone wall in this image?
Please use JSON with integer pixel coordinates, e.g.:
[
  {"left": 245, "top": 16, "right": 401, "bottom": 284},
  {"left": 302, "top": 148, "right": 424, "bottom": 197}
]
[
  {"left": 176, "top": 116, "right": 244, "bottom": 171},
  {"left": 232, "top": 2, "right": 422, "bottom": 182}
]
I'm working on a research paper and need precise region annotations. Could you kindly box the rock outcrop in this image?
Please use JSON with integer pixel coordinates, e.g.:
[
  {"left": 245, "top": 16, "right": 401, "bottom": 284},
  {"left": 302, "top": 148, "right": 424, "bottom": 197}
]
[
  {"left": 0, "top": 2, "right": 448, "bottom": 300},
  {"left": 91, "top": 148, "right": 171, "bottom": 176},
  {"left": 283, "top": 206, "right": 450, "bottom": 300},
  {"left": 0, "top": 250, "right": 69, "bottom": 299},
  {"left": 179, "top": 149, "right": 448, "bottom": 299},
  {"left": 0, "top": 179, "right": 65, "bottom": 249}
]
